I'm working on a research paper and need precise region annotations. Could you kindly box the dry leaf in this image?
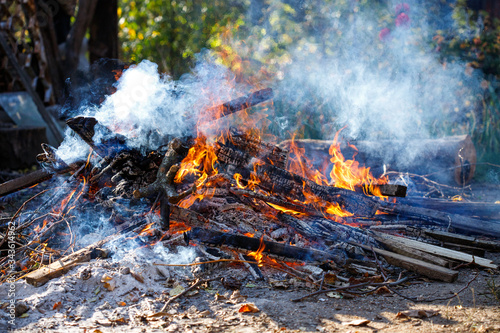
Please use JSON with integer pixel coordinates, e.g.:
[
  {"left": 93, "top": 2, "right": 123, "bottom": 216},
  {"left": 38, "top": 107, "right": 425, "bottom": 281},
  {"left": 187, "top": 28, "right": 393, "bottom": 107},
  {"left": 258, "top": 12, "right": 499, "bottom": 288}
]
[
  {"left": 374, "top": 286, "right": 392, "bottom": 294},
  {"left": 324, "top": 273, "right": 337, "bottom": 284},
  {"left": 169, "top": 285, "right": 185, "bottom": 297},
  {"left": 53, "top": 301, "right": 62, "bottom": 310},
  {"left": 238, "top": 303, "right": 260, "bottom": 313},
  {"left": 148, "top": 311, "right": 173, "bottom": 318},
  {"left": 131, "top": 271, "right": 144, "bottom": 283},
  {"left": 101, "top": 274, "right": 116, "bottom": 291},
  {"left": 396, "top": 310, "right": 439, "bottom": 319},
  {"left": 342, "top": 319, "right": 371, "bottom": 326},
  {"left": 326, "top": 292, "right": 343, "bottom": 299},
  {"left": 117, "top": 301, "right": 126, "bottom": 307}
]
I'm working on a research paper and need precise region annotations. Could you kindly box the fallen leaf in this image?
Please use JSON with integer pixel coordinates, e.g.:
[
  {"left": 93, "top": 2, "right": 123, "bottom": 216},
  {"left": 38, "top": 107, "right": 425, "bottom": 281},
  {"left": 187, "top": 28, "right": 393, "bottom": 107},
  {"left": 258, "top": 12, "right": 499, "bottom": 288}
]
[
  {"left": 117, "top": 301, "right": 126, "bottom": 306},
  {"left": 19, "top": 313, "right": 29, "bottom": 318},
  {"left": 148, "top": 311, "right": 173, "bottom": 318},
  {"left": 342, "top": 319, "right": 371, "bottom": 326},
  {"left": 396, "top": 310, "right": 439, "bottom": 319},
  {"left": 238, "top": 303, "right": 260, "bottom": 313},
  {"left": 326, "top": 292, "right": 343, "bottom": 299},
  {"left": 88, "top": 296, "right": 98, "bottom": 303},
  {"left": 93, "top": 286, "right": 101, "bottom": 295},
  {"left": 245, "top": 283, "right": 257, "bottom": 288},
  {"left": 96, "top": 319, "right": 112, "bottom": 326},
  {"left": 131, "top": 271, "right": 144, "bottom": 283},
  {"left": 375, "top": 286, "right": 392, "bottom": 294},
  {"left": 53, "top": 301, "right": 62, "bottom": 310},
  {"left": 324, "top": 273, "right": 337, "bottom": 284},
  {"left": 169, "top": 285, "right": 185, "bottom": 297}
]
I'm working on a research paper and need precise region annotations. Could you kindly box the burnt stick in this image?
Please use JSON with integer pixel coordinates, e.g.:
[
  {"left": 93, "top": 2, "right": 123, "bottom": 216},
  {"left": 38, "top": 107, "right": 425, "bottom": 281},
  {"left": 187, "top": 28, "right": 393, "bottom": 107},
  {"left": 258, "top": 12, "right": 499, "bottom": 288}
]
[
  {"left": 0, "top": 162, "right": 84, "bottom": 197},
  {"left": 204, "top": 88, "right": 273, "bottom": 119},
  {"left": 185, "top": 227, "right": 346, "bottom": 266}
]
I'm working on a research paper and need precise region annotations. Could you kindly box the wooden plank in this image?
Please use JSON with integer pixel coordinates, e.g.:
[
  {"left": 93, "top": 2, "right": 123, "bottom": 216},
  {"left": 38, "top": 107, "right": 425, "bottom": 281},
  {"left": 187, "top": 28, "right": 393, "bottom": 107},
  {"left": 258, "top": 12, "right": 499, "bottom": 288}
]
[
  {"left": 373, "top": 234, "right": 454, "bottom": 268},
  {"left": 354, "top": 242, "right": 458, "bottom": 282},
  {"left": 372, "top": 232, "right": 498, "bottom": 269}
]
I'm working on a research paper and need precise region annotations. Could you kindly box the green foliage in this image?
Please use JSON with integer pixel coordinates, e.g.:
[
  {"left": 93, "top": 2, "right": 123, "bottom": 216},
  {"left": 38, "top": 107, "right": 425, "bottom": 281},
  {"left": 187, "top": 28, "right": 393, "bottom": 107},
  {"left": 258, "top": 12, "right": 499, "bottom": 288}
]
[
  {"left": 118, "top": 0, "right": 246, "bottom": 78},
  {"left": 433, "top": 0, "right": 500, "bottom": 162}
]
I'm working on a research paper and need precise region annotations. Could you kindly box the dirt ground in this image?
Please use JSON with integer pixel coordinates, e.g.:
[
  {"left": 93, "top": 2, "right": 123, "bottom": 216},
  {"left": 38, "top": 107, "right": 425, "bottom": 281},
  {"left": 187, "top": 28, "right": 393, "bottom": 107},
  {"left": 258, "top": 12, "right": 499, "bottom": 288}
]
[{"left": 0, "top": 248, "right": 499, "bottom": 333}]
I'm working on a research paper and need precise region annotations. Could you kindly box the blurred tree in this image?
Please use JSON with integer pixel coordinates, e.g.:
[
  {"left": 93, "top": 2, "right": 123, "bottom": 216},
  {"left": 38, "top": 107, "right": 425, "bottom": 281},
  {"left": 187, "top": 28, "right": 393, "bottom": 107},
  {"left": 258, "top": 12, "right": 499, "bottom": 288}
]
[{"left": 118, "top": 0, "right": 246, "bottom": 78}]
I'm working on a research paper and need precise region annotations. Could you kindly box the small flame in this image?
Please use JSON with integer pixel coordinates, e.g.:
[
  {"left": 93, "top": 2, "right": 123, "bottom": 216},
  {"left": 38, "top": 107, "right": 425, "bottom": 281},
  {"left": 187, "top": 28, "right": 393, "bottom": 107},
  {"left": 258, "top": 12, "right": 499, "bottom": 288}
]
[
  {"left": 248, "top": 235, "right": 265, "bottom": 267},
  {"left": 266, "top": 202, "right": 304, "bottom": 216}
]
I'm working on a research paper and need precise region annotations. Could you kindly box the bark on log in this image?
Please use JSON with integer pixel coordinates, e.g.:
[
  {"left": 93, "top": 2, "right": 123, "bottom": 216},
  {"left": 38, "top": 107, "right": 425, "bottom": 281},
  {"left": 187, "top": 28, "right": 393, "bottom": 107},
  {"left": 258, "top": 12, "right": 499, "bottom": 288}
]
[
  {"left": 66, "top": 116, "right": 127, "bottom": 157},
  {"left": 278, "top": 213, "right": 378, "bottom": 247},
  {"left": 204, "top": 88, "right": 273, "bottom": 120},
  {"left": 280, "top": 135, "right": 476, "bottom": 185},
  {"left": 225, "top": 128, "right": 288, "bottom": 169},
  {"left": 377, "top": 200, "right": 500, "bottom": 238}
]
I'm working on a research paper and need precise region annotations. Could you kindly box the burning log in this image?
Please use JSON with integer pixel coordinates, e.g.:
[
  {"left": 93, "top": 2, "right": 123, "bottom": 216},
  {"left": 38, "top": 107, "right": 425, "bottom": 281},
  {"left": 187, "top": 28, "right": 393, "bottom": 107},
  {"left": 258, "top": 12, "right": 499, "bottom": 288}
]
[
  {"left": 185, "top": 227, "right": 347, "bottom": 266},
  {"left": 280, "top": 134, "right": 477, "bottom": 185},
  {"left": 215, "top": 142, "right": 379, "bottom": 217}
]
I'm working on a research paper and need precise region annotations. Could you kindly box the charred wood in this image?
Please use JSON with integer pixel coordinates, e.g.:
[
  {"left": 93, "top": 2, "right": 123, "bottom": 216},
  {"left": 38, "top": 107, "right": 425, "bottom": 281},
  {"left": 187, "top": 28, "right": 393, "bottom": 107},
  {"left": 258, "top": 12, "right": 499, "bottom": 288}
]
[
  {"left": 377, "top": 200, "right": 500, "bottom": 237},
  {"left": 278, "top": 213, "right": 378, "bottom": 248},
  {"left": 225, "top": 128, "right": 288, "bottom": 169},
  {"left": 396, "top": 197, "right": 500, "bottom": 220},
  {"left": 408, "top": 227, "right": 500, "bottom": 252},
  {"left": 0, "top": 162, "right": 84, "bottom": 197},
  {"left": 185, "top": 227, "right": 346, "bottom": 266},
  {"left": 203, "top": 88, "right": 273, "bottom": 121},
  {"left": 216, "top": 143, "right": 379, "bottom": 216},
  {"left": 66, "top": 116, "right": 127, "bottom": 157}
]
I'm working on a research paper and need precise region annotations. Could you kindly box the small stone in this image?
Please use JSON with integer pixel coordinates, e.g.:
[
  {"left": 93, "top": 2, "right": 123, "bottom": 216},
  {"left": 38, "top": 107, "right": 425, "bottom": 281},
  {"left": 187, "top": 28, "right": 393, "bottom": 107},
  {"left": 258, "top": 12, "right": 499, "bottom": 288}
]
[
  {"left": 15, "top": 302, "right": 29, "bottom": 317},
  {"left": 119, "top": 267, "right": 131, "bottom": 275}
]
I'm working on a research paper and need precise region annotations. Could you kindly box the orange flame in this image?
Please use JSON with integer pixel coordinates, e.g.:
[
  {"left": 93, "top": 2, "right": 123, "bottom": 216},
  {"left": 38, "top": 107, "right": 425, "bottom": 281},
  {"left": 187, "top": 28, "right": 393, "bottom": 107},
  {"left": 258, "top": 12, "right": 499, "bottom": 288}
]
[
  {"left": 328, "top": 127, "right": 388, "bottom": 196},
  {"left": 248, "top": 235, "right": 265, "bottom": 267}
]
